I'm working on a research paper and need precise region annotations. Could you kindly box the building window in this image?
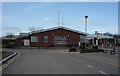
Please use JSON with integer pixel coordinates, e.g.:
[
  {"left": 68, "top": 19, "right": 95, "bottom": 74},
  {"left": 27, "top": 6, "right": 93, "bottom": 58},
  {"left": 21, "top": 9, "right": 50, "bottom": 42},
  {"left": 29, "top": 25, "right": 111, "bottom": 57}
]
[
  {"left": 31, "top": 36, "right": 38, "bottom": 42},
  {"left": 44, "top": 36, "right": 48, "bottom": 42},
  {"left": 54, "top": 36, "right": 67, "bottom": 44}
]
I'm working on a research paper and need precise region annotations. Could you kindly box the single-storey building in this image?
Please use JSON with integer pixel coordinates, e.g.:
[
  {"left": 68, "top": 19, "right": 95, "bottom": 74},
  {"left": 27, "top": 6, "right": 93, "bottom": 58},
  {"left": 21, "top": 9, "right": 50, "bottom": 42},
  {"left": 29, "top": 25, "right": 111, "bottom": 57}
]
[
  {"left": 87, "top": 31, "right": 115, "bottom": 46},
  {"left": 16, "top": 26, "right": 86, "bottom": 47}
]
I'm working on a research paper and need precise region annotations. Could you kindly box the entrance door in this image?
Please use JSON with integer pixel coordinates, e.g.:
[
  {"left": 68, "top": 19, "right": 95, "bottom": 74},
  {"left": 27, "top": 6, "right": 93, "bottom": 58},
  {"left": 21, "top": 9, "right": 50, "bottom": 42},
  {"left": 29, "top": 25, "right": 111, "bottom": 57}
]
[{"left": 24, "top": 39, "right": 30, "bottom": 46}]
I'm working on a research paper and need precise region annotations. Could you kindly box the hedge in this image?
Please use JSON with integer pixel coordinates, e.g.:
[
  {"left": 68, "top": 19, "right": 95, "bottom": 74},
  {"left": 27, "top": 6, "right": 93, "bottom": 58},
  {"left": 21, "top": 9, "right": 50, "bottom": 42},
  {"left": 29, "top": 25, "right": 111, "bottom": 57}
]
[{"left": 80, "top": 49, "right": 104, "bottom": 53}]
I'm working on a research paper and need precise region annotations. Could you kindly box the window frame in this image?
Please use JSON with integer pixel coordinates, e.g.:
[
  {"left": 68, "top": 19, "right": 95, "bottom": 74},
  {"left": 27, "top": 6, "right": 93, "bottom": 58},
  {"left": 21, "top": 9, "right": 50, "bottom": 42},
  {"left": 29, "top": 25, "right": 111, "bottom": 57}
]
[
  {"left": 44, "top": 36, "right": 48, "bottom": 42},
  {"left": 31, "top": 36, "right": 39, "bottom": 42},
  {"left": 54, "top": 36, "right": 68, "bottom": 44}
]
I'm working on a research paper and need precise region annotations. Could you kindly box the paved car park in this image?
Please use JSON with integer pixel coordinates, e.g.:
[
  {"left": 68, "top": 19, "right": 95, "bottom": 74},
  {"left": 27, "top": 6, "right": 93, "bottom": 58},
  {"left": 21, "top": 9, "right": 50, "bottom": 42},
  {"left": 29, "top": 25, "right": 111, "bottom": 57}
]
[{"left": 1, "top": 48, "right": 119, "bottom": 74}]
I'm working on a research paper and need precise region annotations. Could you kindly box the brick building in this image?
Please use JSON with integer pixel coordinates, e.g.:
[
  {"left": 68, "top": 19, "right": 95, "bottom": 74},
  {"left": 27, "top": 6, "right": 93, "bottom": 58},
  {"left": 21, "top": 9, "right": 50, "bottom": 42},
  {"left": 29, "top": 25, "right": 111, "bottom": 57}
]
[{"left": 16, "top": 26, "right": 86, "bottom": 47}]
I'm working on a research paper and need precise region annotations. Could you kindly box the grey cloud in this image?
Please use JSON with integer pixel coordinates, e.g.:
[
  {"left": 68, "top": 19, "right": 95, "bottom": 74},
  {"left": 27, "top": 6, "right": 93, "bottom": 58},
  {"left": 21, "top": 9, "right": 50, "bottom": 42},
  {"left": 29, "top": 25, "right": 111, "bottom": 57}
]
[
  {"left": 78, "top": 18, "right": 109, "bottom": 26},
  {"left": 2, "top": 26, "right": 21, "bottom": 32},
  {"left": 37, "top": 17, "right": 57, "bottom": 24}
]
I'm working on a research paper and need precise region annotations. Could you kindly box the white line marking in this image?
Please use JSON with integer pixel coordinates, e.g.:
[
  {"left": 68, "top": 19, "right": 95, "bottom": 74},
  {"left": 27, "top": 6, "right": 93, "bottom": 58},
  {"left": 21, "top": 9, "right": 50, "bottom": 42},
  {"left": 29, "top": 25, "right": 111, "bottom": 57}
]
[
  {"left": 71, "top": 57, "right": 75, "bottom": 60},
  {"left": 65, "top": 52, "right": 69, "bottom": 53},
  {"left": 67, "top": 55, "right": 71, "bottom": 57},
  {"left": 87, "top": 64, "right": 93, "bottom": 68},
  {"left": 99, "top": 71, "right": 107, "bottom": 74},
  {"left": 78, "top": 61, "right": 83, "bottom": 63},
  {"left": 50, "top": 51, "right": 54, "bottom": 52}
]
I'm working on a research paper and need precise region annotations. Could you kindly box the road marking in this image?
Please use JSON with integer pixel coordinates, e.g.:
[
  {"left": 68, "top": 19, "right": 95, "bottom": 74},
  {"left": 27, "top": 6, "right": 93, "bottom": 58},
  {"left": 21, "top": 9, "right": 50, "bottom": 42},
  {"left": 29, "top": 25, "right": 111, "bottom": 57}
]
[
  {"left": 0, "top": 53, "right": 21, "bottom": 71},
  {"left": 50, "top": 51, "right": 54, "bottom": 52},
  {"left": 64, "top": 52, "right": 68, "bottom": 53},
  {"left": 77, "top": 61, "right": 83, "bottom": 64},
  {"left": 0, "top": 54, "right": 18, "bottom": 69},
  {"left": 71, "top": 57, "right": 75, "bottom": 60},
  {"left": 74, "top": 54, "right": 119, "bottom": 67},
  {"left": 0, "top": 63, "right": 7, "bottom": 69},
  {"left": 99, "top": 71, "right": 107, "bottom": 74},
  {"left": 87, "top": 64, "right": 93, "bottom": 68},
  {"left": 66, "top": 55, "right": 71, "bottom": 58}
]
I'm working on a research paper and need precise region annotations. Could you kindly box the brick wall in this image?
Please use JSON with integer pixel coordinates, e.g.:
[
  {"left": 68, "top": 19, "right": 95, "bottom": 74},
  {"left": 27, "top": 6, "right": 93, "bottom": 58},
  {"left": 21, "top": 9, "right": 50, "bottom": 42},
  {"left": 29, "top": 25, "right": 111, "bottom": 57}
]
[{"left": 16, "top": 28, "right": 85, "bottom": 47}]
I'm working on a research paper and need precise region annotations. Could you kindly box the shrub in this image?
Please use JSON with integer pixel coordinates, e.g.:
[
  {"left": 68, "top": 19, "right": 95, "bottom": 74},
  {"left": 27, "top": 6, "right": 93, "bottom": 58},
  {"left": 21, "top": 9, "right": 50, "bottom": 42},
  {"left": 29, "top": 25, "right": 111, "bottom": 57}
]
[
  {"left": 69, "top": 46, "right": 76, "bottom": 52},
  {"left": 3, "top": 44, "right": 15, "bottom": 48},
  {"left": 74, "top": 44, "right": 78, "bottom": 47},
  {"left": 80, "top": 46, "right": 86, "bottom": 49},
  {"left": 76, "top": 49, "right": 81, "bottom": 52},
  {"left": 80, "top": 49, "right": 104, "bottom": 53},
  {"left": 67, "top": 44, "right": 73, "bottom": 47},
  {"left": 49, "top": 44, "right": 54, "bottom": 47},
  {"left": 92, "top": 46, "right": 98, "bottom": 49},
  {"left": 2, "top": 39, "right": 16, "bottom": 48}
]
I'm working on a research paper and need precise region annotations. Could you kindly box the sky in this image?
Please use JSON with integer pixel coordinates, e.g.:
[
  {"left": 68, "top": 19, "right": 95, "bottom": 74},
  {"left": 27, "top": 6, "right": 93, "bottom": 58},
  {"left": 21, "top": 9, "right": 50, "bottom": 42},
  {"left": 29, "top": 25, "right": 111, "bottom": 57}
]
[{"left": 1, "top": 2, "right": 119, "bottom": 37}]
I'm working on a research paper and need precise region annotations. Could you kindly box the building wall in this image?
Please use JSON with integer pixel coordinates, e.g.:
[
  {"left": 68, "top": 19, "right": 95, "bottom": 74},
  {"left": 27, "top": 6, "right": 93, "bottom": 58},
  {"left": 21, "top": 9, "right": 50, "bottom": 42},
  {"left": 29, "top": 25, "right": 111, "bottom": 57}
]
[
  {"left": 16, "top": 36, "right": 30, "bottom": 46},
  {"left": 17, "top": 28, "right": 85, "bottom": 47}
]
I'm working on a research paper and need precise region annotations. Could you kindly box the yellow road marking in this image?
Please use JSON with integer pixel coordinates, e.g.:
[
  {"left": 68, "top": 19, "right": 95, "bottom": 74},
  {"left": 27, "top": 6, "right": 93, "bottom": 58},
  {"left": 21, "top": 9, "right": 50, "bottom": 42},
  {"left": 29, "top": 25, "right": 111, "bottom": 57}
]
[
  {"left": 0, "top": 53, "right": 21, "bottom": 71},
  {"left": 73, "top": 54, "right": 119, "bottom": 67},
  {"left": 58, "top": 52, "right": 119, "bottom": 67},
  {"left": 0, "top": 63, "right": 7, "bottom": 69},
  {"left": 0, "top": 55, "right": 17, "bottom": 69}
]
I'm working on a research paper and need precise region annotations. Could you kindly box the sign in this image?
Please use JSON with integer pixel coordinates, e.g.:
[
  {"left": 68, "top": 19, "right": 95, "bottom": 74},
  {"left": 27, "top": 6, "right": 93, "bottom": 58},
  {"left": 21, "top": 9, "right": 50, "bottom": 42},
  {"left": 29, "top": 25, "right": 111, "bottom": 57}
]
[
  {"left": 78, "top": 42, "right": 80, "bottom": 46},
  {"left": 80, "top": 35, "right": 87, "bottom": 42},
  {"left": 118, "top": 39, "right": 120, "bottom": 44}
]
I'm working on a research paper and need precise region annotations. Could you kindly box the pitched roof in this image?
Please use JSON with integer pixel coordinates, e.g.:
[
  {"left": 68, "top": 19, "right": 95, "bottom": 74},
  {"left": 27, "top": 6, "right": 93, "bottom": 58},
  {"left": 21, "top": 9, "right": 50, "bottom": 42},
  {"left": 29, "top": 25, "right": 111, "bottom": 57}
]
[
  {"left": 18, "top": 26, "right": 86, "bottom": 38},
  {"left": 29, "top": 26, "right": 86, "bottom": 35},
  {"left": 17, "top": 33, "right": 29, "bottom": 38},
  {"left": 87, "top": 34, "right": 114, "bottom": 39}
]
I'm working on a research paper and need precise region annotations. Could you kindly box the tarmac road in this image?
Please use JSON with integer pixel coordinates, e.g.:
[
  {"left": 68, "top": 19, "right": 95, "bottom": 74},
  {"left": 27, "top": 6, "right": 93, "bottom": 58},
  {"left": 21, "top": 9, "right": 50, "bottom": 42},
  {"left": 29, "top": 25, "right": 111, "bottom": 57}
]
[{"left": 1, "top": 49, "right": 119, "bottom": 74}]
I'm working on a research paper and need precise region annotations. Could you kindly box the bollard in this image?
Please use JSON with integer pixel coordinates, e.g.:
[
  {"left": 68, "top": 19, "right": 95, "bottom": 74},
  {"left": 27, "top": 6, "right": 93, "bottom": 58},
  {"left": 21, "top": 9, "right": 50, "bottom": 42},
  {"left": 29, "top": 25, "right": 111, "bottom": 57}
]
[
  {"left": 103, "top": 47, "right": 107, "bottom": 53},
  {"left": 110, "top": 48, "right": 115, "bottom": 55},
  {"left": 103, "top": 49, "right": 107, "bottom": 53},
  {"left": 102, "top": 44, "right": 103, "bottom": 47}
]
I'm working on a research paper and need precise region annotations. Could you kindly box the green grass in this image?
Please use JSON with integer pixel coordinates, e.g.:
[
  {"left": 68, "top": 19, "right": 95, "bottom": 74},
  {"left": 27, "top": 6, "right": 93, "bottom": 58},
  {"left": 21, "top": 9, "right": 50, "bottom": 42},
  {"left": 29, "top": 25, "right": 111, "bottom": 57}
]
[
  {"left": 0, "top": 51, "right": 7, "bottom": 54},
  {"left": 0, "top": 52, "right": 2, "bottom": 54},
  {"left": 0, "top": 45, "right": 6, "bottom": 48}
]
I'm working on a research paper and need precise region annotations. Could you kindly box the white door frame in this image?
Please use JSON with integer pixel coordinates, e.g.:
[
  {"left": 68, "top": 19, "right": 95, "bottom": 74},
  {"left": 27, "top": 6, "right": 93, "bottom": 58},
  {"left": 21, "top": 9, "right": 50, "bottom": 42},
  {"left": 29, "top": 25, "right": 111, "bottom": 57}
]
[{"left": 24, "top": 39, "right": 30, "bottom": 46}]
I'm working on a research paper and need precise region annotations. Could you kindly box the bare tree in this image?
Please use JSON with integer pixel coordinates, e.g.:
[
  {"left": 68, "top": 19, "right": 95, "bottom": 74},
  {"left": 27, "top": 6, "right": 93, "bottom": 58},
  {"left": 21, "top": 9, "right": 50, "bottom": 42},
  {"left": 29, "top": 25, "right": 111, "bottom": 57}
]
[
  {"left": 5, "top": 33, "right": 15, "bottom": 39},
  {"left": 28, "top": 25, "right": 44, "bottom": 33},
  {"left": 6, "top": 33, "right": 14, "bottom": 36},
  {"left": 28, "top": 26, "right": 36, "bottom": 32}
]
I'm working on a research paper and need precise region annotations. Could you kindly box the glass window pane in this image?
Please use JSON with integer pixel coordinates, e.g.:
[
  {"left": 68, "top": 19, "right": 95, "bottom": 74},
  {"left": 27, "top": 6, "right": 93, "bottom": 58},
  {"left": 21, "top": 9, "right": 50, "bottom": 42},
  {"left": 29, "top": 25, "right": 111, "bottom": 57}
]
[
  {"left": 44, "top": 36, "right": 48, "bottom": 42},
  {"left": 31, "top": 36, "right": 38, "bottom": 42},
  {"left": 54, "top": 36, "right": 67, "bottom": 44}
]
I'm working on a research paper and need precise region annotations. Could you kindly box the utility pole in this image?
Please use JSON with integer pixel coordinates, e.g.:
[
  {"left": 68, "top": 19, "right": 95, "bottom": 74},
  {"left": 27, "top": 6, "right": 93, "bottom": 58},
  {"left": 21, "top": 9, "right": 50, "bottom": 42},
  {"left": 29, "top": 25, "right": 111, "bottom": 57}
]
[
  {"left": 57, "top": 11, "right": 61, "bottom": 27},
  {"left": 85, "top": 16, "right": 88, "bottom": 34},
  {"left": 62, "top": 17, "right": 64, "bottom": 26}
]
